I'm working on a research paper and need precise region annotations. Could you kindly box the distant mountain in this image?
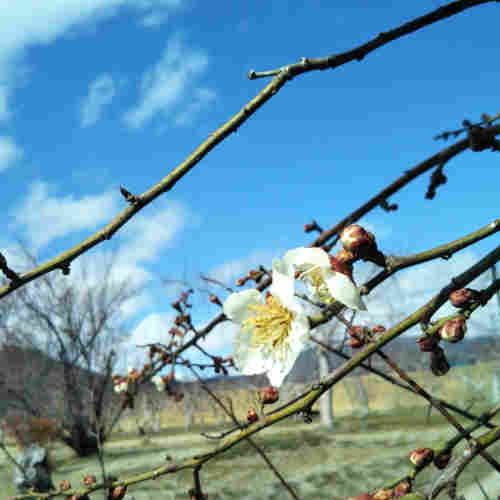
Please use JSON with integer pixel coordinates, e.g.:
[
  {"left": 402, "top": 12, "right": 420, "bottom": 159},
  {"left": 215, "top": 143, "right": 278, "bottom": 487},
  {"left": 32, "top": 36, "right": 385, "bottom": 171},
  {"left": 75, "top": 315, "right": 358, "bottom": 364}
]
[
  {"left": 1, "top": 333, "right": 497, "bottom": 418},
  {"left": 170, "top": 333, "right": 500, "bottom": 393}
]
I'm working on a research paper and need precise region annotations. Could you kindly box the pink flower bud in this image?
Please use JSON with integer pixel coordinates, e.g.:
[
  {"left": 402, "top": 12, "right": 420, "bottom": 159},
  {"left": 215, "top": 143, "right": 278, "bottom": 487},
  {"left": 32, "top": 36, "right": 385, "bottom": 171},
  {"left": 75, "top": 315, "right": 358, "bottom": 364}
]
[
  {"left": 347, "top": 326, "right": 369, "bottom": 347},
  {"left": 328, "top": 254, "right": 354, "bottom": 283},
  {"left": 110, "top": 486, "right": 127, "bottom": 500},
  {"left": 409, "top": 447, "right": 434, "bottom": 468},
  {"left": 83, "top": 474, "right": 97, "bottom": 486},
  {"left": 247, "top": 408, "right": 258, "bottom": 423},
  {"left": 209, "top": 294, "right": 221, "bottom": 306},
  {"left": 449, "top": 288, "right": 478, "bottom": 308},
  {"left": 439, "top": 317, "right": 467, "bottom": 343},
  {"left": 349, "top": 336, "right": 364, "bottom": 348},
  {"left": 259, "top": 386, "right": 279, "bottom": 404},
  {"left": 336, "top": 248, "right": 356, "bottom": 264},
  {"left": 340, "top": 225, "right": 376, "bottom": 255},
  {"left": 394, "top": 480, "right": 411, "bottom": 497},
  {"left": 59, "top": 479, "right": 71, "bottom": 491},
  {"left": 372, "top": 488, "right": 393, "bottom": 500},
  {"left": 417, "top": 335, "right": 439, "bottom": 352}
]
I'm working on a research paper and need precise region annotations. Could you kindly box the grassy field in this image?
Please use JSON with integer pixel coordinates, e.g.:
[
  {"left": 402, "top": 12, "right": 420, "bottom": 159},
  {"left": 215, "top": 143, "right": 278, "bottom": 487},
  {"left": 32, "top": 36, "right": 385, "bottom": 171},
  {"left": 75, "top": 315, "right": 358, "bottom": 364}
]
[{"left": 1, "top": 405, "right": 499, "bottom": 500}]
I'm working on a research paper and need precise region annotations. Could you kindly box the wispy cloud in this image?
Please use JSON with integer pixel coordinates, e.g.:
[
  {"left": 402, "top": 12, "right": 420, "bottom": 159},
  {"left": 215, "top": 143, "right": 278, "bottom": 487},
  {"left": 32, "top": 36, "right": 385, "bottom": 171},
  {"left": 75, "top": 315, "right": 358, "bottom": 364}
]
[
  {"left": 174, "top": 87, "right": 216, "bottom": 126},
  {"left": 139, "top": 11, "right": 169, "bottom": 28},
  {"left": 123, "top": 35, "right": 214, "bottom": 130},
  {"left": 209, "top": 249, "right": 286, "bottom": 287},
  {"left": 9, "top": 180, "right": 119, "bottom": 249},
  {"left": 117, "top": 200, "right": 193, "bottom": 263},
  {"left": 0, "top": 0, "right": 185, "bottom": 122},
  {"left": 79, "top": 73, "right": 118, "bottom": 127},
  {"left": 0, "top": 136, "right": 22, "bottom": 171}
]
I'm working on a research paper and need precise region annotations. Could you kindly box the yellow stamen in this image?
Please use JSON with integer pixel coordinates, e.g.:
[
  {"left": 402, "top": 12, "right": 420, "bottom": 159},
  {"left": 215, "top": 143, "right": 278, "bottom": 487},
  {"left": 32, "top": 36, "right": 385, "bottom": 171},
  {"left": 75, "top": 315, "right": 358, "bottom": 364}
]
[
  {"left": 303, "top": 267, "right": 333, "bottom": 304},
  {"left": 241, "top": 295, "right": 294, "bottom": 358}
]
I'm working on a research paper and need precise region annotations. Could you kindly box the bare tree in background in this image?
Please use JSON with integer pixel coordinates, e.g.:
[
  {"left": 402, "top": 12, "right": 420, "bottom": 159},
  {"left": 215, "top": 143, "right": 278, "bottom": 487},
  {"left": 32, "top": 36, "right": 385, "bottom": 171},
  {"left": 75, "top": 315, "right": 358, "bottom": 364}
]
[{"left": 0, "top": 244, "right": 143, "bottom": 457}]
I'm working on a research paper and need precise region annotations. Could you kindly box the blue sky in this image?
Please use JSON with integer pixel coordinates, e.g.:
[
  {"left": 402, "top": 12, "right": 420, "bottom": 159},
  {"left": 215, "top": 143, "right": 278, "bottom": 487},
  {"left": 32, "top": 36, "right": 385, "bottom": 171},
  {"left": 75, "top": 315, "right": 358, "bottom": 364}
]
[{"left": 0, "top": 1, "right": 498, "bottom": 380}]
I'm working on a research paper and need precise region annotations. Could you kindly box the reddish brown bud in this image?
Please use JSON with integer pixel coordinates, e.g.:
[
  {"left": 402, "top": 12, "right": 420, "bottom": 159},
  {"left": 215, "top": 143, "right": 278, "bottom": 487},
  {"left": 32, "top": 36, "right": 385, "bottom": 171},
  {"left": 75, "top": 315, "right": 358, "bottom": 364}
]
[
  {"left": 336, "top": 248, "right": 356, "bottom": 264},
  {"left": 417, "top": 335, "right": 439, "bottom": 352},
  {"left": 303, "top": 220, "right": 321, "bottom": 233},
  {"left": 349, "top": 336, "right": 364, "bottom": 348},
  {"left": 439, "top": 316, "right": 467, "bottom": 343},
  {"left": 247, "top": 408, "right": 258, "bottom": 423},
  {"left": 171, "top": 300, "right": 182, "bottom": 312},
  {"left": 409, "top": 447, "right": 434, "bottom": 468},
  {"left": 236, "top": 277, "right": 248, "bottom": 286},
  {"left": 247, "top": 269, "right": 261, "bottom": 280},
  {"left": 449, "top": 288, "right": 479, "bottom": 308},
  {"left": 59, "top": 479, "right": 71, "bottom": 491},
  {"left": 394, "top": 480, "right": 411, "bottom": 497},
  {"left": 110, "top": 486, "right": 127, "bottom": 500},
  {"left": 83, "top": 474, "right": 97, "bottom": 487},
  {"left": 371, "top": 325, "right": 386, "bottom": 334},
  {"left": 347, "top": 326, "right": 369, "bottom": 347},
  {"left": 259, "top": 386, "right": 279, "bottom": 404},
  {"left": 188, "top": 488, "right": 208, "bottom": 500},
  {"left": 434, "top": 450, "right": 452, "bottom": 469},
  {"left": 328, "top": 254, "right": 354, "bottom": 282},
  {"left": 430, "top": 346, "right": 450, "bottom": 376},
  {"left": 209, "top": 294, "right": 221, "bottom": 306},
  {"left": 340, "top": 224, "right": 376, "bottom": 255},
  {"left": 372, "top": 488, "right": 393, "bottom": 500}
]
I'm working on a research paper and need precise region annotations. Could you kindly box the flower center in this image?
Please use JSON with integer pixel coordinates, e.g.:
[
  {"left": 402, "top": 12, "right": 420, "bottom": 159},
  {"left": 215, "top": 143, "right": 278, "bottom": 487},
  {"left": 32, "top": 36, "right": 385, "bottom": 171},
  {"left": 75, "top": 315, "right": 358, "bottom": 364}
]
[
  {"left": 301, "top": 267, "right": 334, "bottom": 304},
  {"left": 241, "top": 295, "right": 294, "bottom": 356}
]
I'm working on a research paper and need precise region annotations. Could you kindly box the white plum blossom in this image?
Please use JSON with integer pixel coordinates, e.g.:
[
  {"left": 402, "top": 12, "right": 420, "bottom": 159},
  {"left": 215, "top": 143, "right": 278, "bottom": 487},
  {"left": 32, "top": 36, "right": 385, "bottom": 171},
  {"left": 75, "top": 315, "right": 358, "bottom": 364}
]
[
  {"left": 283, "top": 247, "right": 367, "bottom": 311},
  {"left": 152, "top": 375, "right": 166, "bottom": 392},
  {"left": 223, "top": 258, "right": 310, "bottom": 387},
  {"left": 114, "top": 380, "right": 129, "bottom": 393}
]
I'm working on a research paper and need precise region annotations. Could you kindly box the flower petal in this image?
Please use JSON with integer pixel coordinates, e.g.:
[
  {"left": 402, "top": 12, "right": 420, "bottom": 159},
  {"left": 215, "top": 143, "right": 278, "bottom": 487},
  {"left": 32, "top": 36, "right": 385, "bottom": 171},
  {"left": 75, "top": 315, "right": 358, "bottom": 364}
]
[
  {"left": 283, "top": 247, "right": 330, "bottom": 270},
  {"left": 288, "top": 314, "right": 311, "bottom": 347},
  {"left": 233, "top": 342, "right": 271, "bottom": 375},
  {"left": 323, "top": 271, "right": 367, "bottom": 311},
  {"left": 223, "top": 289, "right": 262, "bottom": 323},
  {"left": 266, "top": 348, "right": 302, "bottom": 387},
  {"left": 270, "top": 258, "right": 296, "bottom": 310}
]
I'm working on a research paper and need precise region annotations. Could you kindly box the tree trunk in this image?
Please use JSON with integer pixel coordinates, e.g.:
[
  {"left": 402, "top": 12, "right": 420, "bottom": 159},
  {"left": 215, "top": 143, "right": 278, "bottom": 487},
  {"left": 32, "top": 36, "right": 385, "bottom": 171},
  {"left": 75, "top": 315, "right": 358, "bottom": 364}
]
[
  {"left": 316, "top": 342, "right": 334, "bottom": 429},
  {"left": 58, "top": 417, "right": 106, "bottom": 457}
]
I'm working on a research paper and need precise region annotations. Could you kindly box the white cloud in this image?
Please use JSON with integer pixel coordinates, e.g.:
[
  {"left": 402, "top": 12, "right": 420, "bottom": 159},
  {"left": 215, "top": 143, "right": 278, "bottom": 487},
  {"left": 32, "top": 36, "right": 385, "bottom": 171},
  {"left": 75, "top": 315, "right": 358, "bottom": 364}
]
[
  {"left": 209, "top": 249, "right": 285, "bottom": 287},
  {"left": 117, "top": 200, "right": 191, "bottom": 264},
  {"left": 0, "top": 84, "right": 10, "bottom": 122},
  {"left": 0, "top": 136, "right": 22, "bottom": 172},
  {"left": 174, "top": 87, "right": 216, "bottom": 126},
  {"left": 140, "top": 11, "right": 169, "bottom": 28},
  {"left": 9, "top": 180, "right": 119, "bottom": 249},
  {"left": 79, "top": 73, "right": 117, "bottom": 127},
  {"left": 114, "top": 311, "right": 176, "bottom": 372},
  {"left": 122, "top": 35, "right": 214, "bottom": 129},
  {"left": 197, "top": 317, "right": 238, "bottom": 353},
  {"left": 135, "top": 0, "right": 183, "bottom": 27},
  {"left": 0, "top": 0, "right": 185, "bottom": 122}
]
